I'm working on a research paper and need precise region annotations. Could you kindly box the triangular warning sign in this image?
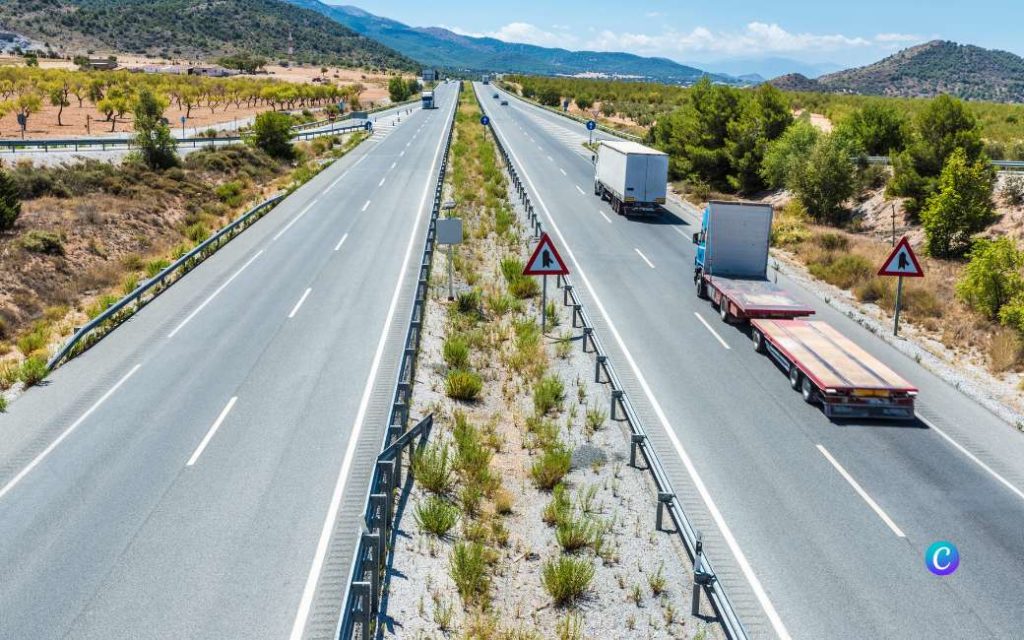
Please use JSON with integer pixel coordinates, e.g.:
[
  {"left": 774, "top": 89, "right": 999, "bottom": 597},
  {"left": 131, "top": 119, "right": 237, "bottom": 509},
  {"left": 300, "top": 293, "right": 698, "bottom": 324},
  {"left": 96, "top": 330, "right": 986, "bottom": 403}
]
[
  {"left": 878, "top": 237, "right": 924, "bottom": 277},
  {"left": 523, "top": 233, "right": 569, "bottom": 276}
]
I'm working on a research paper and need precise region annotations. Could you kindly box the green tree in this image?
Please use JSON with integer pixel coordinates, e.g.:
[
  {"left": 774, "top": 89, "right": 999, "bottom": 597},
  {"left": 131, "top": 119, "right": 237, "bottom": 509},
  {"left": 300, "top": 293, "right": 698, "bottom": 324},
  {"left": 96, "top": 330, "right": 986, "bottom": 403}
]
[
  {"left": 648, "top": 77, "right": 742, "bottom": 189},
  {"left": 790, "top": 134, "right": 856, "bottom": 225},
  {"left": 726, "top": 83, "right": 792, "bottom": 193},
  {"left": 760, "top": 118, "right": 819, "bottom": 189},
  {"left": 956, "top": 237, "right": 1024, "bottom": 319},
  {"left": 0, "top": 168, "right": 20, "bottom": 231},
  {"left": 889, "top": 95, "right": 984, "bottom": 216},
  {"left": 836, "top": 102, "right": 907, "bottom": 156},
  {"left": 537, "top": 88, "right": 561, "bottom": 107},
  {"left": 133, "top": 88, "right": 179, "bottom": 170},
  {"left": 920, "top": 147, "right": 995, "bottom": 258},
  {"left": 405, "top": 78, "right": 421, "bottom": 97},
  {"left": 575, "top": 94, "right": 594, "bottom": 111},
  {"left": 388, "top": 76, "right": 409, "bottom": 102},
  {"left": 246, "top": 111, "right": 294, "bottom": 160},
  {"left": 49, "top": 81, "right": 70, "bottom": 127}
]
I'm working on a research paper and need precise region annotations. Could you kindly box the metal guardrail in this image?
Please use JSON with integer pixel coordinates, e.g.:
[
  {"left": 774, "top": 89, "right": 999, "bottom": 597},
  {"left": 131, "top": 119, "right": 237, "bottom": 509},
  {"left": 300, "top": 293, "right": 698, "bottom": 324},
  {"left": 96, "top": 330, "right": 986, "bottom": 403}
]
[
  {"left": 0, "top": 121, "right": 368, "bottom": 153},
  {"left": 865, "top": 155, "right": 1024, "bottom": 170},
  {"left": 477, "top": 86, "right": 750, "bottom": 640},
  {"left": 337, "top": 82, "right": 461, "bottom": 640},
  {"left": 46, "top": 193, "right": 285, "bottom": 370}
]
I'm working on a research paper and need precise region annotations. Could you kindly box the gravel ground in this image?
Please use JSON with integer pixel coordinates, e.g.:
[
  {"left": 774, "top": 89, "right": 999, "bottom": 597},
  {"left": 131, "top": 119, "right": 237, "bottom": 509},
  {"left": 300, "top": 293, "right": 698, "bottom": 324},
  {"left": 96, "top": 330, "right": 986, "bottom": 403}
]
[{"left": 379, "top": 161, "right": 721, "bottom": 639}]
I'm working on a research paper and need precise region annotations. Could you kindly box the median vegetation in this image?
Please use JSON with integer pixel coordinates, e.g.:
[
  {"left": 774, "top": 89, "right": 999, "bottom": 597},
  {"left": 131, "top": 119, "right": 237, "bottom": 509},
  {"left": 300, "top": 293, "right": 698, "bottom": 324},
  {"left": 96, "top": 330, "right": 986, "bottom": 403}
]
[{"left": 385, "top": 83, "right": 715, "bottom": 639}]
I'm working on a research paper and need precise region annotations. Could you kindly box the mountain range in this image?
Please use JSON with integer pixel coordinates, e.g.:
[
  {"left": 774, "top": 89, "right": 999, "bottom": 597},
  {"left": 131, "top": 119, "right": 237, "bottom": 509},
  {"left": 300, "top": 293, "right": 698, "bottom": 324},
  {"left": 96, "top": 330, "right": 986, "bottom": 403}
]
[
  {"left": 0, "top": 0, "right": 417, "bottom": 70},
  {"left": 283, "top": 1, "right": 732, "bottom": 84},
  {"left": 771, "top": 40, "right": 1024, "bottom": 103}
]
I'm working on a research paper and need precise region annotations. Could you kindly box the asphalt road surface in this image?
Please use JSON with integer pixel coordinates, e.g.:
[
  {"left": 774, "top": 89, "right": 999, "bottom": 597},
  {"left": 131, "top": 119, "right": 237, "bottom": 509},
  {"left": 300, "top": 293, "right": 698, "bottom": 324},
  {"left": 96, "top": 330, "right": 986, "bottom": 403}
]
[
  {"left": 478, "top": 82, "right": 1024, "bottom": 640},
  {"left": 0, "top": 83, "right": 457, "bottom": 640}
]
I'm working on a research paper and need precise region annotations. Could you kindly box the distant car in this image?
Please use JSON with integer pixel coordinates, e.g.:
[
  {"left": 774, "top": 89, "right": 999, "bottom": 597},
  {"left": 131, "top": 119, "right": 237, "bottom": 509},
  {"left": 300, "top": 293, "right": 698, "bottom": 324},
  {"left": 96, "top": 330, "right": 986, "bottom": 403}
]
[
  {"left": 500, "top": 100, "right": 509, "bottom": 106},
  {"left": 493, "top": 93, "right": 499, "bottom": 99}
]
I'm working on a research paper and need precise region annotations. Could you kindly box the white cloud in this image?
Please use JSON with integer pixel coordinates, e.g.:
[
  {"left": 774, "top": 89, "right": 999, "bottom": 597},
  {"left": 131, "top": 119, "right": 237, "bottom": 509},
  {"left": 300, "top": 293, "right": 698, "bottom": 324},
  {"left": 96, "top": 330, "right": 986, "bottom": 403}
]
[
  {"left": 443, "top": 22, "right": 577, "bottom": 48},
  {"left": 874, "top": 33, "right": 923, "bottom": 43}
]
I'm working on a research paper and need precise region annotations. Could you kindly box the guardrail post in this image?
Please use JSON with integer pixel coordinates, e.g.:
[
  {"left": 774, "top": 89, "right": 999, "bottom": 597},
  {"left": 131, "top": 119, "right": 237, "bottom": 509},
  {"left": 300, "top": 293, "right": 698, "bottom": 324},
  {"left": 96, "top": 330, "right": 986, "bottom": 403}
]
[
  {"left": 351, "top": 580, "right": 371, "bottom": 640},
  {"left": 595, "top": 355, "right": 607, "bottom": 383},
  {"left": 610, "top": 389, "right": 623, "bottom": 420},
  {"left": 563, "top": 284, "right": 573, "bottom": 305},
  {"left": 572, "top": 304, "right": 582, "bottom": 328},
  {"left": 656, "top": 492, "right": 674, "bottom": 531},
  {"left": 630, "top": 433, "right": 645, "bottom": 468},
  {"left": 582, "top": 327, "right": 593, "bottom": 352},
  {"left": 362, "top": 531, "right": 381, "bottom": 616}
]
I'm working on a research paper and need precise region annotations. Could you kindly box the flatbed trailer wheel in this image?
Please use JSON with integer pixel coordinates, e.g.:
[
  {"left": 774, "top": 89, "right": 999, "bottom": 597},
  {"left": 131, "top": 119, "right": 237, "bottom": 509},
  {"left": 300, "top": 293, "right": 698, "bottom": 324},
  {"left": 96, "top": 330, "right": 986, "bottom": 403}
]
[
  {"left": 801, "top": 376, "right": 819, "bottom": 404},
  {"left": 719, "top": 300, "right": 731, "bottom": 323},
  {"left": 788, "top": 364, "right": 801, "bottom": 390},
  {"left": 752, "top": 328, "right": 765, "bottom": 353}
]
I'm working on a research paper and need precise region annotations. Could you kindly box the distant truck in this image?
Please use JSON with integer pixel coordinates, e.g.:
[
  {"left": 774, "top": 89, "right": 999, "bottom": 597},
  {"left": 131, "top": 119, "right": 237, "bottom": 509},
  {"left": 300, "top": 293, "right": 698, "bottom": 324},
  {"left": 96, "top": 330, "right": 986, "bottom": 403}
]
[
  {"left": 750, "top": 319, "right": 918, "bottom": 419},
  {"left": 592, "top": 140, "right": 668, "bottom": 215},
  {"left": 421, "top": 91, "right": 435, "bottom": 109},
  {"left": 693, "top": 201, "right": 814, "bottom": 322}
]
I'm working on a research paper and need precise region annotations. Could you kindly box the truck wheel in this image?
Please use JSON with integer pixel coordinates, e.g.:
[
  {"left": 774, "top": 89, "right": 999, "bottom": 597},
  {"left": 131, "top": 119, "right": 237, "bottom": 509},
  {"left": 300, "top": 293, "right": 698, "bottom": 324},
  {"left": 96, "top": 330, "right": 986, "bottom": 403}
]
[
  {"left": 594, "top": 182, "right": 601, "bottom": 196},
  {"left": 788, "top": 364, "right": 801, "bottom": 390},
  {"left": 695, "top": 277, "right": 707, "bottom": 299},
  {"left": 719, "top": 301, "right": 731, "bottom": 323},
  {"left": 752, "top": 328, "right": 765, "bottom": 353},
  {"left": 801, "top": 376, "right": 819, "bottom": 404}
]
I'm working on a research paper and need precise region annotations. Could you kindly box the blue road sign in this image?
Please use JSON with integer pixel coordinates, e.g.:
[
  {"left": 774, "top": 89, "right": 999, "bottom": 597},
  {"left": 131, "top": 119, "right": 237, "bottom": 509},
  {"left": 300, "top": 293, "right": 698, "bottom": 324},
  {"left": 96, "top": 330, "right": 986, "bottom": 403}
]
[
  {"left": 480, "top": 115, "right": 490, "bottom": 125},
  {"left": 180, "top": 116, "right": 187, "bottom": 124},
  {"left": 586, "top": 120, "right": 597, "bottom": 131}
]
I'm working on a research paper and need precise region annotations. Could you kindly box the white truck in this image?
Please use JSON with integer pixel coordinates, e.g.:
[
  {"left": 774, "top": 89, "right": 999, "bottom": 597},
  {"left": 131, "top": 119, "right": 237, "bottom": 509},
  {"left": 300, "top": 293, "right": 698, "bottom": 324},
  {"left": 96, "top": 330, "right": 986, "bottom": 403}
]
[{"left": 592, "top": 140, "right": 668, "bottom": 215}]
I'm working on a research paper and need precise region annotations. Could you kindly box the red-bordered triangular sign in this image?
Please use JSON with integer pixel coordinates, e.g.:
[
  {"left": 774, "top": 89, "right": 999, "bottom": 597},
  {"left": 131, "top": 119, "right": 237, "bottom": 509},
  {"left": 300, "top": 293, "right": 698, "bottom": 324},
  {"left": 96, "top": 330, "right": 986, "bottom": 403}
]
[
  {"left": 523, "top": 233, "right": 569, "bottom": 276},
  {"left": 878, "top": 237, "right": 924, "bottom": 277}
]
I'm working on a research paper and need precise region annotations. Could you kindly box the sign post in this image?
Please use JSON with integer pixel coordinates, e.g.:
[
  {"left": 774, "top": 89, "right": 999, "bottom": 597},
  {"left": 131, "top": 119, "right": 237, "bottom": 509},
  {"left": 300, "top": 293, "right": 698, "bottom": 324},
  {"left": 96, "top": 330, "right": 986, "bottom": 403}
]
[
  {"left": 523, "top": 233, "right": 570, "bottom": 333},
  {"left": 180, "top": 115, "right": 187, "bottom": 139},
  {"left": 437, "top": 211, "right": 462, "bottom": 301},
  {"left": 877, "top": 236, "right": 924, "bottom": 336},
  {"left": 586, "top": 119, "right": 596, "bottom": 145}
]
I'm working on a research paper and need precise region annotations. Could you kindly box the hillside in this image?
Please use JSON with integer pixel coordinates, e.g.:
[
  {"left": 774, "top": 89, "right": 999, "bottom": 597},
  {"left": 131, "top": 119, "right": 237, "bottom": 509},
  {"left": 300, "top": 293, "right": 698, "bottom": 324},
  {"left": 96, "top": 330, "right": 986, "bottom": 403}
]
[
  {"left": 771, "top": 41, "right": 1024, "bottom": 103},
  {"left": 286, "top": 0, "right": 731, "bottom": 84},
  {"left": 0, "top": 0, "right": 417, "bottom": 69}
]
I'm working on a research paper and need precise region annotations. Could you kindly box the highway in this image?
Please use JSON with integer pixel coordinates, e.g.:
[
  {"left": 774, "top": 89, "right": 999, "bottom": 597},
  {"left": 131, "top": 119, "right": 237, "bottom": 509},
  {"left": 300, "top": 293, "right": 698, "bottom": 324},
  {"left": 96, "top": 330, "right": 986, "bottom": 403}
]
[
  {"left": 477, "top": 82, "right": 1024, "bottom": 639},
  {"left": 0, "top": 82, "right": 457, "bottom": 640}
]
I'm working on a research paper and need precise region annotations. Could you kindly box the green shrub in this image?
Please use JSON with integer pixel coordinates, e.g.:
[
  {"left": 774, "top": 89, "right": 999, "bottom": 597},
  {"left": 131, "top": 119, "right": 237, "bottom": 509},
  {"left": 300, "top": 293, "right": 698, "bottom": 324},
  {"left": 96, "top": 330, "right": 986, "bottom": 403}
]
[
  {"left": 0, "top": 393, "right": 6, "bottom": 412},
  {"left": 450, "top": 542, "right": 490, "bottom": 607},
  {"left": 808, "top": 254, "right": 874, "bottom": 290},
  {"left": 956, "top": 237, "right": 1024, "bottom": 319},
  {"left": 446, "top": 369, "right": 483, "bottom": 401},
  {"left": 456, "top": 289, "right": 481, "bottom": 314},
  {"left": 555, "top": 513, "right": 599, "bottom": 552},
  {"left": 17, "top": 325, "right": 49, "bottom": 356},
  {"left": 533, "top": 375, "right": 565, "bottom": 415},
  {"left": 542, "top": 556, "right": 594, "bottom": 605},
  {"left": 412, "top": 442, "right": 453, "bottom": 495},
  {"left": 414, "top": 496, "right": 459, "bottom": 536},
  {"left": 19, "top": 356, "right": 48, "bottom": 387},
  {"left": 543, "top": 483, "right": 572, "bottom": 526},
  {"left": 145, "top": 258, "right": 171, "bottom": 278},
  {"left": 0, "top": 168, "right": 21, "bottom": 231},
  {"left": 531, "top": 444, "right": 572, "bottom": 490},
  {"left": 19, "top": 230, "right": 65, "bottom": 255},
  {"left": 184, "top": 222, "right": 209, "bottom": 243},
  {"left": 509, "top": 276, "right": 540, "bottom": 299},
  {"left": 215, "top": 180, "right": 246, "bottom": 207},
  {"left": 443, "top": 335, "right": 470, "bottom": 369},
  {"left": 585, "top": 406, "right": 606, "bottom": 434},
  {"left": 246, "top": 111, "right": 295, "bottom": 160}
]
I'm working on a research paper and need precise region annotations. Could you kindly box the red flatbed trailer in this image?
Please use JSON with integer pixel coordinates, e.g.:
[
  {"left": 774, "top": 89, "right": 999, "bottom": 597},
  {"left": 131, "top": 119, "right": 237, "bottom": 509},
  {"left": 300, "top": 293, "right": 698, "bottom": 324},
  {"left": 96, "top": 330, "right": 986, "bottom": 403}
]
[
  {"left": 750, "top": 318, "right": 918, "bottom": 420},
  {"left": 703, "top": 275, "right": 815, "bottom": 323}
]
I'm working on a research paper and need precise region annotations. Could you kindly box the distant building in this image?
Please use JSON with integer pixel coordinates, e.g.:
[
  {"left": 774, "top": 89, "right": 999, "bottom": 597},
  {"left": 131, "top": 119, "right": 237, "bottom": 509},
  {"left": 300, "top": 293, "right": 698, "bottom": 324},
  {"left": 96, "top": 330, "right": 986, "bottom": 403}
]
[
  {"left": 85, "top": 58, "right": 118, "bottom": 71},
  {"left": 422, "top": 68, "right": 438, "bottom": 83},
  {"left": 188, "top": 65, "right": 238, "bottom": 78}
]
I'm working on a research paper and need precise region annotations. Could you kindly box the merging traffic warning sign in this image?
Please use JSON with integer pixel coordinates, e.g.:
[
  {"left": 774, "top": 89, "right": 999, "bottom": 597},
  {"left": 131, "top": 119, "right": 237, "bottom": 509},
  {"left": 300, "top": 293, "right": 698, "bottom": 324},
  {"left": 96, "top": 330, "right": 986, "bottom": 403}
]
[
  {"left": 524, "top": 233, "right": 569, "bottom": 276},
  {"left": 878, "top": 237, "right": 924, "bottom": 277}
]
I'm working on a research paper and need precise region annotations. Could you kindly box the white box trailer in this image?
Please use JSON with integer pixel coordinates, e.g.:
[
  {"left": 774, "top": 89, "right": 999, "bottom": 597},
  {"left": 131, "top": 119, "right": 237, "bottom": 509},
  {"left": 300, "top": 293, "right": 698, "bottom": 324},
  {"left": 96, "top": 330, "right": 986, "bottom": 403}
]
[{"left": 593, "top": 140, "right": 668, "bottom": 215}]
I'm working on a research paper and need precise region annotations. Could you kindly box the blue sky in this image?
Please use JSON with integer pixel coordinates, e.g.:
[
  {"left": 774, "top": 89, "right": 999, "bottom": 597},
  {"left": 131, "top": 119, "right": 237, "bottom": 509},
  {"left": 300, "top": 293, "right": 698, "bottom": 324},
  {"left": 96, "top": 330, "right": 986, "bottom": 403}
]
[{"left": 331, "top": 1, "right": 1023, "bottom": 75}]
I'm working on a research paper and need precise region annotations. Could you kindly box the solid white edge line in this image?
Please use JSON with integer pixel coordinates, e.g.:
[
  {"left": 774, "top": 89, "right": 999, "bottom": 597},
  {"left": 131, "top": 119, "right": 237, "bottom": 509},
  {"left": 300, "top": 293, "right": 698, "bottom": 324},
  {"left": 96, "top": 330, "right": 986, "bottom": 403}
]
[
  {"left": 574, "top": 185, "right": 585, "bottom": 195},
  {"left": 168, "top": 250, "right": 263, "bottom": 338},
  {"left": 599, "top": 210, "right": 612, "bottom": 224},
  {"left": 489, "top": 103, "right": 790, "bottom": 639},
  {"left": 816, "top": 445, "right": 906, "bottom": 538},
  {"left": 334, "top": 233, "right": 349, "bottom": 252},
  {"left": 361, "top": 200, "right": 371, "bottom": 212},
  {"left": 186, "top": 396, "right": 238, "bottom": 467},
  {"left": 674, "top": 227, "right": 688, "bottom": 238},
  {"left": 635, "top": 248, "right": 655, "bottom": 269},
  {"left": 918, "top": 415, "right": 1024, "bottom": 502},
  {"left": 273, "top": 201, "right": 316, "bottom": 242},
  {"left": 694, "top": 312, "right": 731, "bottom": 350},
  {"left": 0, "top": 364, "right": 142, "bottom": 501},
  {"left": 288, "top": 88, "right": 454, "bottom": 640},
  {"left": 288, "top": 288, "right": 312, "bottom": 319}
]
